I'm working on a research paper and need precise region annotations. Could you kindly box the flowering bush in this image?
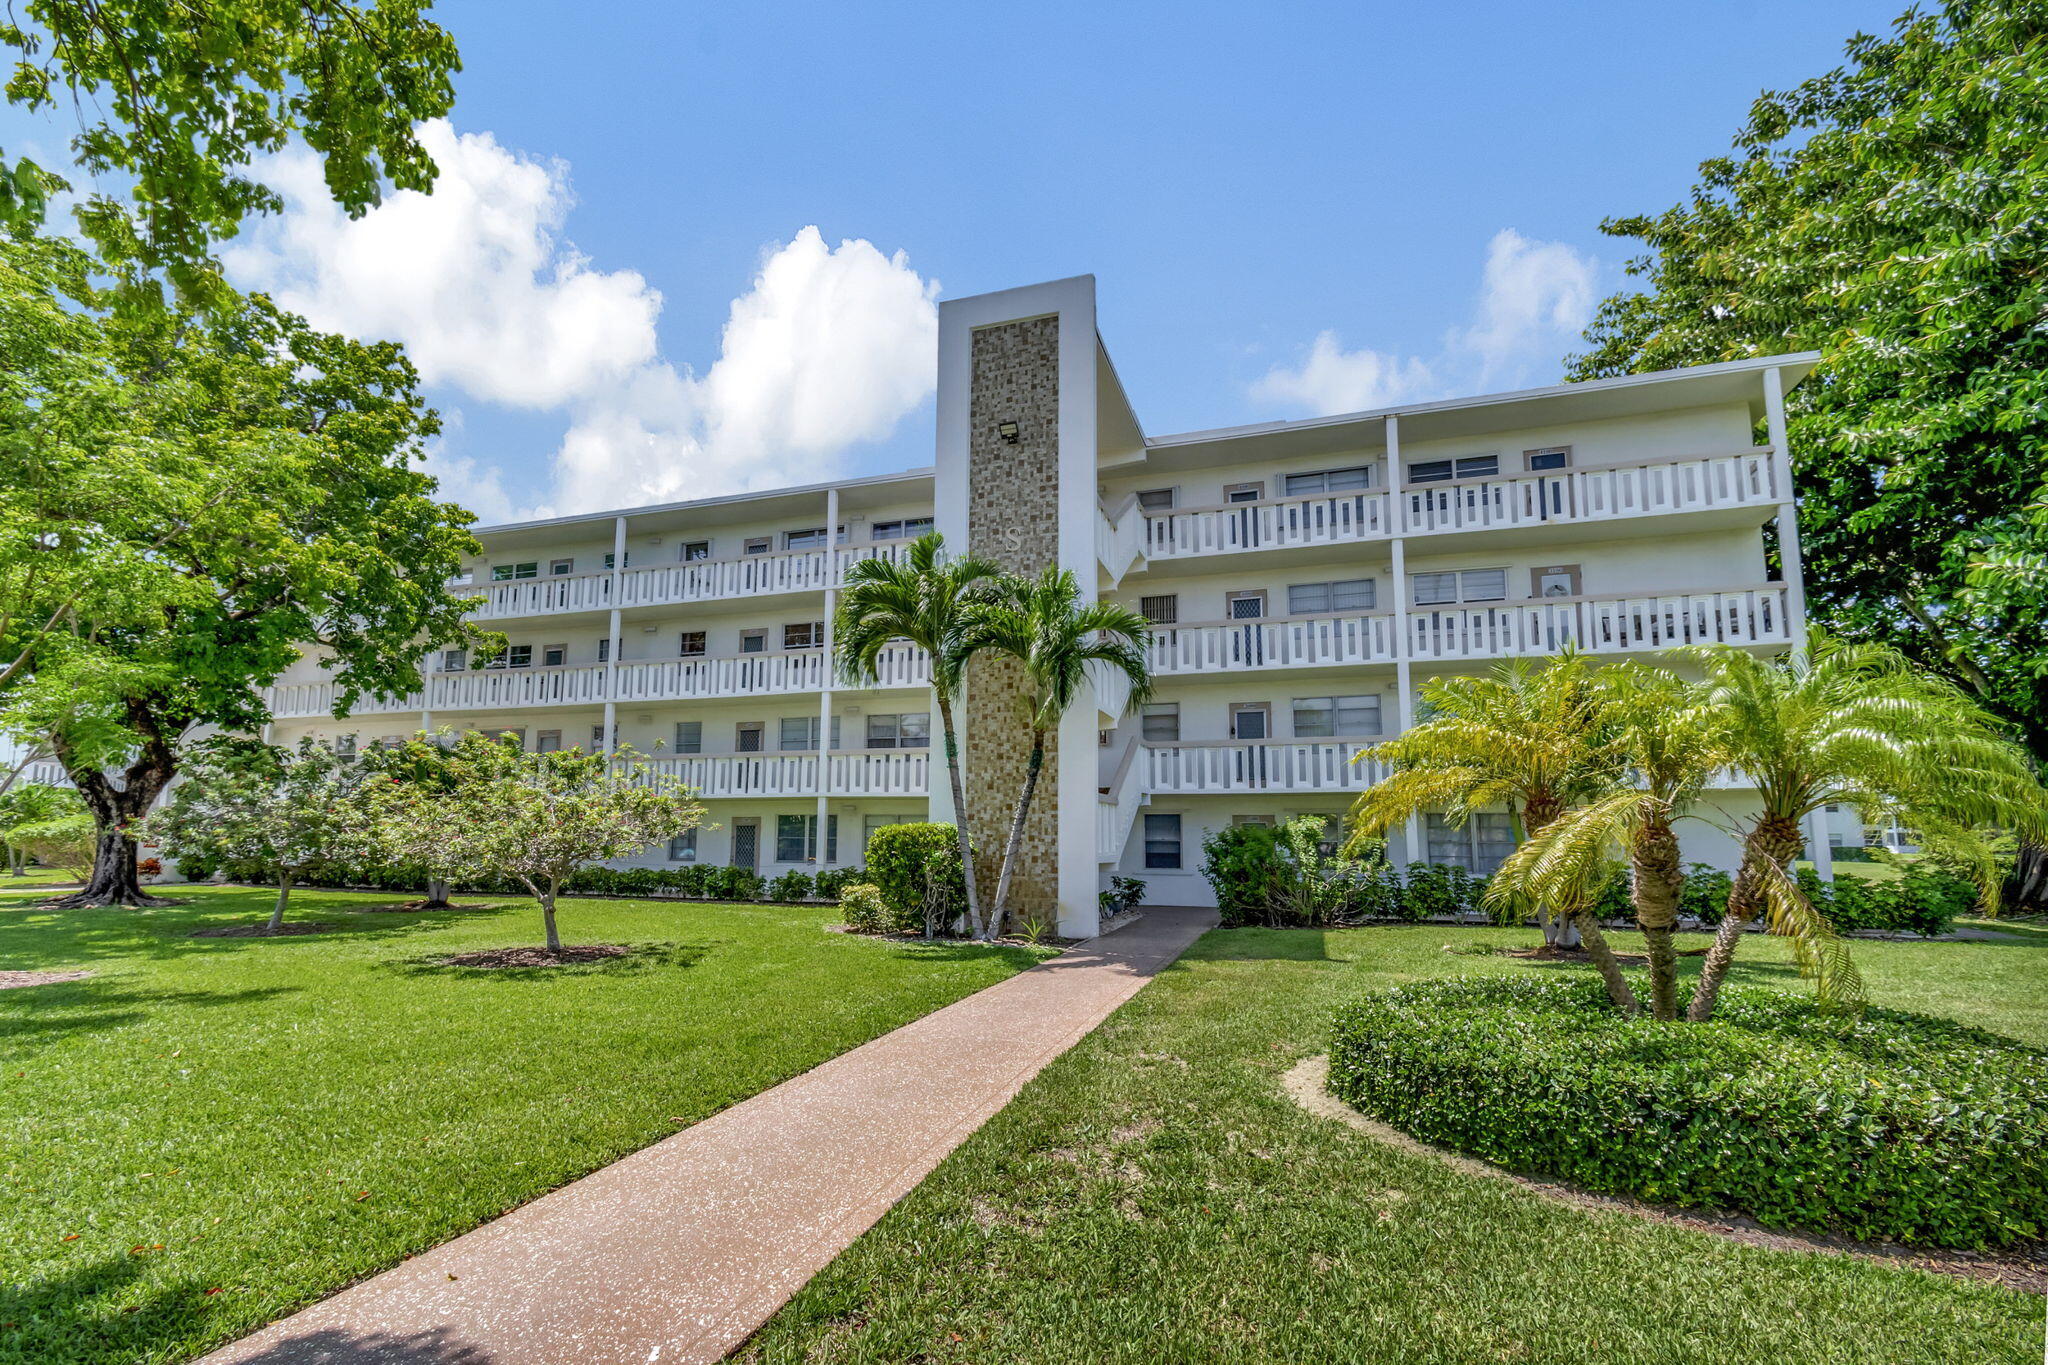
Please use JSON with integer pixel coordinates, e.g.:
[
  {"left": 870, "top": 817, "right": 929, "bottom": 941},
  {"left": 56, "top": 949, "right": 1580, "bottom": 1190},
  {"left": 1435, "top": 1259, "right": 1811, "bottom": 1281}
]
[{"left": 1328, "top": 976, "right": 2048, "bottom": 1248}]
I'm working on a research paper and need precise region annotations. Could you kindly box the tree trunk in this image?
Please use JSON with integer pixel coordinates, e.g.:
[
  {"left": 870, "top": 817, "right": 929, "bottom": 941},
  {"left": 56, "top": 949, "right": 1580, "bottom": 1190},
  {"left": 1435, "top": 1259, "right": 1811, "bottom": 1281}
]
[
  {"left": 1541, "top": 910, "right": 1582, "bottom": 949},
  {"left": 267, "top": 874, "right": 292, "bottom": 933},
  {"left": 1572, "top": 910, "right": 1641, "bottom": 1014},
  {"left": 45, "top": 714, "right": 177, "bottom": 909},
  {"left": 988, "top": 732, "right": 1045, "bottom": 942},
  {"left": 542, "top": 876, "right": 562, "bottom": 952},
  {"left": 1687, "top": 814, "right": 1807, "bottom": 1022},
  {"left": 935, "top": 693, "right": 984, "bottom": 938},
  {"left": 1632, "top": 810, "right": 1685, "bottom": 1021},
  {"left": 421, "top": 878, "right": 453, "bottom": 909},
  {"left": 2010, "top": 837, "right": 2048, "bottom": 913},
  {"left": 48, "top": 825, "right": 167, "bottom": 908}
]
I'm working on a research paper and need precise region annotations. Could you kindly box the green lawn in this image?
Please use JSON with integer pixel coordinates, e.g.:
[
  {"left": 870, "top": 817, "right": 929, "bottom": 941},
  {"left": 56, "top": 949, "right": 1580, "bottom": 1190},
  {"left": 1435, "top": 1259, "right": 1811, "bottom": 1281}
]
[
  {"left": 0, "top": 884, "right": 1050, "bottom": 1365},
  {"left": 742, "top": 922, "right": 2047, "bottom": 1365}
]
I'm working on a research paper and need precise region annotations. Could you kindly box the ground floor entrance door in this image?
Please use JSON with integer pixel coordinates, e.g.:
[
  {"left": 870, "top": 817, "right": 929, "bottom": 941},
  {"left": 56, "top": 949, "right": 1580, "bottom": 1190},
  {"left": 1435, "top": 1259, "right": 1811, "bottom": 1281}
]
[{"left": 731, "top": 818, "right": 760, "bottom": 872}]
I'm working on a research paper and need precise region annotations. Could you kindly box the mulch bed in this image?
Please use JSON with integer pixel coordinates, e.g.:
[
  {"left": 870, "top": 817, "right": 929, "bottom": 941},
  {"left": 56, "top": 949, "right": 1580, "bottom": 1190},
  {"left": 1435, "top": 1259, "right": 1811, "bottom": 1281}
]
[
  {"left": 1494, "top": 944, "right": 1710, "bottom": 965},
  {"left": 189, "top": 922, "right": 339, "bottom": 938},
  {"left": 351, "top": 900, "right": 507, "bottom": 914},
  {"left": 0, "top": 969, "right": 92, "bottom": 990},
  {"left": 438, "top": 944, "right": 632, "bottom": 969},
  {"left": 1285, "top": 1056, "right": 2047, "bottom": 1295}
]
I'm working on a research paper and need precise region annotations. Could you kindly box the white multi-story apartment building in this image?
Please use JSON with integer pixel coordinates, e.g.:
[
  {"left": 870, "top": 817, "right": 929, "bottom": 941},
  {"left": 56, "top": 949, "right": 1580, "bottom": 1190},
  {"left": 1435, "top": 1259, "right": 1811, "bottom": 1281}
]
[{"left": 255, "top": 276, "right": 1828, "bottom": 935}]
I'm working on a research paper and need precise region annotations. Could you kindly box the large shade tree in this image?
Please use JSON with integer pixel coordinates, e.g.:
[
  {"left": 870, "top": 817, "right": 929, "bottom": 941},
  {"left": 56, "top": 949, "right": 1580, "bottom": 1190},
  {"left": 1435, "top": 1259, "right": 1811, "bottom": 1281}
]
[
  {"left": 0, "top": 236, "right": 480, "bottom": 907},
  {"left": 1569, "top": 1, "right": 2048, "bottom": 905},
  {"left": 0, "top": 0, "right": 460, "bottom": 301}
]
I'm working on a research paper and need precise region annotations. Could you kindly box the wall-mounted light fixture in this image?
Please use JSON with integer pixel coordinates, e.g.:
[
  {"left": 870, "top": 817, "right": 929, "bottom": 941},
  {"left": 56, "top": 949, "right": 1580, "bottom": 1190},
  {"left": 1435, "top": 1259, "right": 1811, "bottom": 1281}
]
[{"left": 997, "top": 421, "right": 1020, "bottom": 444}]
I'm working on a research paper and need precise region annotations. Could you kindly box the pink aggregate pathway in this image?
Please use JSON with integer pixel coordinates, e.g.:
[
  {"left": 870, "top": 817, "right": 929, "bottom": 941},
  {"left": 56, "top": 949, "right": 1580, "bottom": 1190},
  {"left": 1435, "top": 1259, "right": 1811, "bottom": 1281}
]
[{"left": 200, "top": 908, "right": 1217, "bottom": 1365}]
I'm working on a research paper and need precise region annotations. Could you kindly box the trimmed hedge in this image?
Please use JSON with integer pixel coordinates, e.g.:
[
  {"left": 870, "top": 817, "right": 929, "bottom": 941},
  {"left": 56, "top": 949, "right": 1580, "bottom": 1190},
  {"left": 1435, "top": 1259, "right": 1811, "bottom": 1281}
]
[
  {"left": 1327, "top": 976, "right": 2048, "bottom": 1249},
  {"left": 193, "top": 853, "right": 853, "bottom": 904},
  {"left": 863, "top": 823, "right": 969, "bottom": 927}
]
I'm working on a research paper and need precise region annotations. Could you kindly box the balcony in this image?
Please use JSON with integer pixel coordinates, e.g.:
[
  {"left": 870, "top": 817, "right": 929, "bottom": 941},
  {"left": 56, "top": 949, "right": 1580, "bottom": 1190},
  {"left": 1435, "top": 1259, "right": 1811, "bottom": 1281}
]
[
  {"left": 463, "top": 544, "right": 912, "bottom": 622},
  {"left": 1141, "top": 740, "right": 1384, "bottom": 795},
  {"left": 1149, "top": 611, "right": 1398, "bottom": 676},
  {"left": 628, "top": 750, "right": 929, "bottom": 799},
  {"left": 1407, "top": 586, "right": 1790, "bottom": 661},
  {"left": 266, "top": 644, "right": 931, "bottom": 721},
  {"left": 1103, "top": 451, "right": 1784, "bottom": 577}
]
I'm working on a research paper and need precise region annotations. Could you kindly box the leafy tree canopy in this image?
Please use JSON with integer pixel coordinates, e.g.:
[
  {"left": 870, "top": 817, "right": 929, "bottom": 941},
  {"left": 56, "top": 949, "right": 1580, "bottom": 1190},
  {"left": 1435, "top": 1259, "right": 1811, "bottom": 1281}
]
[
  {"left": 0, "top": 0, "right": 459, "bottom": 301},
  {"left": 1571, "top": 0, "right": 2048, "bottom": 758}
]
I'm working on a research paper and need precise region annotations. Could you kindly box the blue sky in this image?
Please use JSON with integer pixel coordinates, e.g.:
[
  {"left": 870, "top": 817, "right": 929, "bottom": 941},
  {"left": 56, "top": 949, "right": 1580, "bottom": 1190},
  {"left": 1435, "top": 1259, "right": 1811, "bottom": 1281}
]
[{"left": 15, "top": 1, "right": 1894, "bottom": 522}]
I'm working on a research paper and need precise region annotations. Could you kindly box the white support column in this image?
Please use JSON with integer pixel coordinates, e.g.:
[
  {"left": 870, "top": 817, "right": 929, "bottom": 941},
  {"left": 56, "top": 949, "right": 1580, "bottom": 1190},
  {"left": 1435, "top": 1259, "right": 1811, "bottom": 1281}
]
[
  {"left": 817, "top": 487, "right": 839, "bottom": 864},
  {"left": 603, "top": 515, "right": 626, "bottom": 760},
  {"left": 1387, "top": 416, "right": 1423, "bottom": 867},
  {"left": 1763, "top": 368, "right": 1830, "bottom": 879}
]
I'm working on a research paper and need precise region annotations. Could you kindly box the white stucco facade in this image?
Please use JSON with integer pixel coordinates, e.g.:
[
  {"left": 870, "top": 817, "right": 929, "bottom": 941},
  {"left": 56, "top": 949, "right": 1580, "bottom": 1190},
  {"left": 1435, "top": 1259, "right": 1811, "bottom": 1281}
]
[{"left": 255, "top": 275, "right": 1825, "bottom": 933}]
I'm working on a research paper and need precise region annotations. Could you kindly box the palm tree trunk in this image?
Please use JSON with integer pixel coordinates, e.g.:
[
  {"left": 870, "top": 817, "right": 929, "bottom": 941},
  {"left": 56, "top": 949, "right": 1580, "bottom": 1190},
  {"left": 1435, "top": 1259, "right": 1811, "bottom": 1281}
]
[
  {"left": 1632, "top": 811, "right": 1684, "bottom": 1021},
  {"left": 267, "top": 874, "right": 292, "bottom": 934},
  {"left": 989, "top": 730, "right": 1045, "bottom": 941},
  {"left": 1688, "top": 815, "right": 1806, "bottom": 1022},
  {"left": 935, "top": 693, "right": 984, "bottom": 937},
  {"left": 1572, "top": 909, "right": 1641, "bottom": 1014}
]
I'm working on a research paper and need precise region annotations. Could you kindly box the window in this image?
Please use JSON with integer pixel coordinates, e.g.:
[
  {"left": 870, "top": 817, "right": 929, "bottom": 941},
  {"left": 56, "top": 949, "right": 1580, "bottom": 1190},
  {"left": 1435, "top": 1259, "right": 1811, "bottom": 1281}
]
[
  {"left": 1230, "top": 703, "right": 1269, "bottom": 740},
  {"left": 736, "top": 722, "right": 764, "bottom": 753},
  {"left": 1292, "top": 695, "right": 1381, "bottom": 738},
  {"left": 1144, "top": 813, "right": 1183, "bottom": 869},
  {"left": 1231, "top": 814, "right": 1276, "bottom": 827},
  {"left": 1426, "top": 812, "right": 1516, "bottom": 874},
  {"left": 1139, "top": 594, "right": 1179, "bottom": 624},
  {"left": 1136, "top": 488, "right": 1177, "bottom": 512},
  {"left": 591, "top": 724, "right": 608, "bottom": 748},
  {"left": 866, "top": 712, "right": 930, "bottom": 749},
  {"left": 744, "top": 537, "right": 771, "bottom": 555},
  {"left": 490, "top": 561, "right": 538, "bottom": 581},
  {"left": 678, "top": 631, "right": 706, "bottom": 657},
  {"left": 1525, "top": 446, "right": 1571, "bottom": 471},
  {"left": 1294, "top": 813, "right": 1343, "bottom": 857},
  {"left": 1140, "top": 703, "right": 1180, "bottom": 742},
  {"left": 784, "top": 621, "right": 824, "bottom": 650},
  {"left": 333, "top": 734, "right": 359, "bottom": 758},
  {"left": 673, "top": 721, "right": 702, "bottom": 754},
  {"left": 780, "top": 715, "right": 841, "bottom": 751},
  {"left": 491, "top": 727, "right": 527, "bottom": 749},
  {"left": 601, "top": 552, "right": 631, "bottom": 570},
  {"left": 776, "top": 814, "right": 838, "bottom": 863},
  {"left": 486, "top": 644, "right": 533, "bottom": 669},
  {"left": 681, "top": 540, "right": 710, "bottom": 561},
  {"left": 668, "top": 830, "right": 698, "bottom": 862},
  {"left": 439, "top": 648, "right": 467, "bottom": 672},
  {"left": 784, "top": 526, "right": 830, "bottom": 550},
  {"left": 1411, "top": 569, "right": 1507, "bottom": 606},
  {"left": 1223, "top": 481, "right": 1264, "bottom": 504},
  {"left": 541, "top": 644, "right": 566, "bottom": 668},
  {"left": 550, "top": 558, "right": 575, "bottom": 576},
  {"left": 596, "top": 637, "right": 611, "bottom": 663},
  {"left": 1227, "top": 590, "right": 1266, "bottom": 619},
  {"left": 1407, "top": 454, "right": 1499, "bottom": 484},
  {"left": 1287, "top": 578, "right": 1375, "bottom": 614},
  {"left": 1283, "top": 466, "right": 1372, "bottom": 496},
  {"left": 1532, "top": 564, "right": 1581, "bottom": 598},
  {"left": 536, "top": 730, "right": 562, "bottom": 753},
  {"left": 740, "top": 629, "right": 766, "bottom": 654},
  {"left": 871, "top": 517, "right": 934, "bottom": 541},
  {"left": 863, "top": 814, "right": 914, "bottom": 851}
]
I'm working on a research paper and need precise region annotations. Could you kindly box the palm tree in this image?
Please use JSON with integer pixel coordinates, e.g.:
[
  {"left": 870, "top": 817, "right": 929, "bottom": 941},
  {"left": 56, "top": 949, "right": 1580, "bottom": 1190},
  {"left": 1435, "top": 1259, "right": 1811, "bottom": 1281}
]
[
  {"left": 1489, "top": 664, "right": 1726, "bottom": 1020},
  {"left": 834, "top": 533, "right": 1003, "bottom": 937},
  {"left": 1677, "top": 631, "right": 2047, "bottom": 1021},
  {"left": 1344, "top": 650, "right": 1641, "bottom": 1011},
  {"left": 966, "top": 568, "right": 1151, "bottom": 939}
]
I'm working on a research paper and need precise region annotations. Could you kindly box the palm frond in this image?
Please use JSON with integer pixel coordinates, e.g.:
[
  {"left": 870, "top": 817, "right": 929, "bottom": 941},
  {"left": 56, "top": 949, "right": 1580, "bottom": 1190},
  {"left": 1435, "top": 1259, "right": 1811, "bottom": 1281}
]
[{"left": 1748, "top": 853, "right": 1866, "bottom": 1015}]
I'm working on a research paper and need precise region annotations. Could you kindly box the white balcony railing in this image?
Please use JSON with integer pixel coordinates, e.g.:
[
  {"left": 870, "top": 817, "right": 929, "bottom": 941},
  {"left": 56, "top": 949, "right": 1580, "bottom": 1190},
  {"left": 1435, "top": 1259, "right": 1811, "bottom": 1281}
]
[
  {"left": 1096, "top": 740, "right": 1148, "bottom": 865},
  {"left": 266, "top": 644, "right": 931, "bottom": 720},
  {"left": 463, "top": 544, "right": 914, "bottom": 621},
  {"left": 1141, "top": 489, "right": 1390, "bottom": 560},
  {"left": 1401, "top": 450, "right": 1779, "bottom": 537},
  {"left": 1149, "top": 612, "right": 1398, "bottom": 676},
  {"left": 1142, "top": 740, "right": 1384, "bottom": 795},
  {"left": 628, "top": 750, "right": 929, "bottom": 799},
  {"left": 1408, "top": 586, "right": 1790, "bottom": 662},
  {"left": 1096, "top": 496, "right": 1146, "bottom": 586}
]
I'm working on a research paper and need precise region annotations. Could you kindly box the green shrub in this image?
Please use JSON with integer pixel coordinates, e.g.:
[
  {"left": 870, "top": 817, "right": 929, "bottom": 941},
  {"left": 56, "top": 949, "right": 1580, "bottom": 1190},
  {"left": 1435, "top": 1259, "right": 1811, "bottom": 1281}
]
[
  {"left": 1201, "top": 823, "right": 1287, "bottom": 927},
  {"left": 811, "top": 864, "right": 866, "bottom": 900},
  {"left": 1679, "top": 862, "right": 1731, "bottom": 925},
  {"left": 838, "top": 883, "right": 896, "bottom": 933},
  {"left": 864, "top": 823, "right": 968, "bottom": 929},
  {"left": 1099, "top": 875, "right": 1145, "bottom": 919},
  {"left": 1400, "top": 862, "right": 1485, "bottom": 921},
  {"left": 1801, "top": 863, "right": 1971, "bottom": 938},
  {"left": 769, "top": 870, "right": 816, "bottom": 902},
  {"left": 1327, "top": 976, "right": 2048, "bottom": 1249}
]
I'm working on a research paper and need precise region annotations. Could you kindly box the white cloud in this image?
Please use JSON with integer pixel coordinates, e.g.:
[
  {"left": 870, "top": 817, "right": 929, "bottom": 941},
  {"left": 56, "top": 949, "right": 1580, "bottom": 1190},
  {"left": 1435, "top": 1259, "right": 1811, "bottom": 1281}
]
[
  {"left": 226, "top": 121, "right": 939, "bottom": 518},
  {"left": 1251, "top": 228, "right": 1598, "bottom": 417}
]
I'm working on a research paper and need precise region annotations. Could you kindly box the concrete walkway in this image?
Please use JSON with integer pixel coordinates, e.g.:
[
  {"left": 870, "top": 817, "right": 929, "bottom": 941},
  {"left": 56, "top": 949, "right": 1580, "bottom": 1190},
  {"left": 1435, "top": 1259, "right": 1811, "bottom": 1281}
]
[{"left": 202, "top": 909, "right": 1216, "bottom": 1365}]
